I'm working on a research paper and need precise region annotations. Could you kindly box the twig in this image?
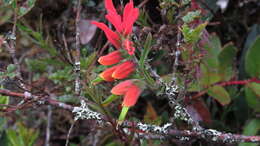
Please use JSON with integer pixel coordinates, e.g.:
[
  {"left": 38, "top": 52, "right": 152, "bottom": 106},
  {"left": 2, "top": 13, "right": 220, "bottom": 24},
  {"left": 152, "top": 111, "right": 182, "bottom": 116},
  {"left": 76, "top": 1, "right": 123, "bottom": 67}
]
[
  {"left": 192, "top": 78, "right": 260, "bottom": 99},
  {"left": 1, "top": 89, "right": 260, "bottom": 143},
  {"left": 65, "top": 121, "right": 76, "bottom": 146},
  {"left": 74, "top": 0, "right": 82, "bottom": 96},
  {"left": 45, "top": 105, "right": 52, "bottom": 146}
]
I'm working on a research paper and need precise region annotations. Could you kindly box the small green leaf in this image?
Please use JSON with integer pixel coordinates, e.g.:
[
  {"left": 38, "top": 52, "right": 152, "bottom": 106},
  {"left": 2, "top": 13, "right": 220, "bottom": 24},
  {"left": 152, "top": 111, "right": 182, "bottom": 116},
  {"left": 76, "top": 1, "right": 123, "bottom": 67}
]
[
  {"left": 102, "top": 94, "right": 120, "bottom": 106},
  {"left": 181, "top": 23, "right": 207, "bottom": 44},
  {"left": 0, "top": 95, "right": 9, "bottom": 109},
  {"left": 6, "top": 129, "right": 23, "bottom": 146},
  {"left": 248, "top": 82, "right": 260, "bottom": 97},
  {"left": 18, "top": 0, "right": 36, "bottom": 17},
  {"left": 139, "top": 33, "right": 152, "bottom": 69},
  {"left": 200, "top": 64, "right": 221, "bottom": 87},
  {"left": 2, "top": 0, "right": 14, "bottom": 6},
  {"left": 245, "top": 83, "right": 260, "bottom": 112},
  {"left": 239, "top": 119, "right": 260, "bottom": 146},
  {"left": 182, "top": 10, "right": 201, "bottom": 23},
  {"left": 7, "top": 64, "right": 16, "bottom": 73},
  {"left": 81, "top": 52, "right": 97, "bottom": 69},
  {"left": 218, "top": 43, "right": 237, "bottom": 81},
  {"left": 207, "top": 85, "right": 231, "bottom": 105},
  {"left": 91, "top": 76, "right": 104, "bottom": 85},
  {"left": 245, "top": 36, "right": 260, "bottom": 78},
  {"left": 25, "top": 58, "right": 47, "bottom": 72}
]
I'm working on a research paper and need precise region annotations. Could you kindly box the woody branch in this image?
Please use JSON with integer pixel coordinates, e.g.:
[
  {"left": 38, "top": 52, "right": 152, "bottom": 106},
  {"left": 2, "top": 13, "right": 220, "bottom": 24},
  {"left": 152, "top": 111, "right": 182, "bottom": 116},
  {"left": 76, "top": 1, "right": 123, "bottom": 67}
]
[{"left": 1, "top": 88, "right": 260, "bottom": 143}]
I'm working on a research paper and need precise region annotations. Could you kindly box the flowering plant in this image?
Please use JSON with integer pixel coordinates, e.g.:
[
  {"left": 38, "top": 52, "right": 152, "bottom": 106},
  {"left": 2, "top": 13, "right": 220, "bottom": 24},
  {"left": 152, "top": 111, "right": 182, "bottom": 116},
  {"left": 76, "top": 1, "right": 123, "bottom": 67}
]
[{"left": 92, "top": 0, "right": 142, "bottom": 123}]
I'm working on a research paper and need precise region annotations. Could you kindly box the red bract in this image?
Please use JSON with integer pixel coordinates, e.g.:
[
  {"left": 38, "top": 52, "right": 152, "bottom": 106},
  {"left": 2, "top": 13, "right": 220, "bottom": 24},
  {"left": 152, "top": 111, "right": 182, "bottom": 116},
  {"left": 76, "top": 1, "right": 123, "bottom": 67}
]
[
  {"left": 98, "top": 50, "right": 123, "bottom": 65},
  {"left": 112, "top": 61, "right": 135, "bottom": 79},
  {"left": 91, "top": 0, "right": 139, "bottom": 55}
]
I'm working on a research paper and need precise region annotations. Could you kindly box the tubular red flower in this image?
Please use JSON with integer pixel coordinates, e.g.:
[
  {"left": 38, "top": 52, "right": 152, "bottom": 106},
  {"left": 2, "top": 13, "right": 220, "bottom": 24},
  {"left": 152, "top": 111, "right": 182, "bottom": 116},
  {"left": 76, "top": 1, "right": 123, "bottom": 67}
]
[
  {"left": 92, "top": 0, "right": 139, "bottom": 54},
  {"left": 104, "top": 0, "right": 139, "bottom": 36},
  {"left": 122, "top": 84, "right": 141, "bottom": 107},
  {"left": 91, "top": 21, "right": 121, "bottom": 49},
  {"left": 105, "top": 0, "right": 117, "bottom": 14},
  {"left": 98, "top": 50, "right": 123, "bottom": 65},
  {"left": 123, "top": 39, "right": 135, "bottom": 55},
  {"left": 112, "top": 61, "right": 135, "bottom": 79},
  {"left": 122, "top": 0, "right": 139, "bottom": 35},
  {"left": 99, "top": 65, "right": 118, "bottom": 81},
  {"left": 111, "top": 80, "right": 133, "bottom": 95},
  {"left": 105, "top": 13, "right": 123, "bottom": 33}
]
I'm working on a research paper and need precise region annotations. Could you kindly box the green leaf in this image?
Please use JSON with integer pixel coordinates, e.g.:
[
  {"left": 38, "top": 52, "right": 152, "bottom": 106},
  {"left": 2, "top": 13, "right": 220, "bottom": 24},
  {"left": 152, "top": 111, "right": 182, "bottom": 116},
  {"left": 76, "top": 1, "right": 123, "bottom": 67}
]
[
  {"left": 25, "top": 59, "right": 47, "bottom": 72},
  {"left": 139, "top": 33, "right": 152, "bottom": 69},
  {"left": 7, "top": 64, "right": 16, "bottom": 73},
  {"left": 6, "top": 129, "right": 23, "bottom": 146},
  {"left": 205, "top": 33, "right": 222, "bottom": 55},
  {"left": 181, "top": 23, "right": 207, "bottom": 44},
  {"left": 245, "top": 36, "right": 260, "bottom": 77},
  {"left": 91, "top": 76, "right": 104, "bottom": 85},
  {"left": 2, "top": 0, "right": 14, "bottom": 5},
  {"left": 17, "top": 23, "right": 57, "bottom": 56},
  {"left": 0, "top": 117, "right": 6, "bottom": 132},
  {"left": 182, "top": 10, "right": 201, "bottom": 23},
  {"left": 0, "top": 5, "right": 13, "bottom": 25},
  {"left": 18, "top": 0, "right": 36, "bottom": 17},
  {"left": 207, "top": 85, "right": 231, "bottom": 105},
  {"left": 48, "top": 66, "right": 73, "bottom": 84},
  {"left": 239, "top": 119, "right": 260, "bottom": 146},
  {"left": 245, "top": 83, "right": 260, "bottom": 112},
  {"left": 218, "top": 43, "right": 237, "bottom": 81},
  {"left": 248, "top": 82, "right": 260, "bottom": 97},
  {"left": 239, "top": 25, "right": 260, "bottom": 79},
  {"left": 81, "top": 52, "right": 97, "bottom": 69},
  {"left": 200, "top": 64, "right": 221, "bottom": 87},
  {"left": 0, "top": 95, "right": 9, "bottom": 109},
  {"left": 102, "top": 94, "right": 120, "bottom": 107}
]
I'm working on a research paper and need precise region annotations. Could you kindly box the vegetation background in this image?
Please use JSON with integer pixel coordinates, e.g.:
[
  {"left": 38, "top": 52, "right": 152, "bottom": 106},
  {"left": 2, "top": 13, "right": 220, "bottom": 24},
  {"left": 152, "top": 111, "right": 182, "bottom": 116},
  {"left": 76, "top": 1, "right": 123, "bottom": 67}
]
[{"left": 0, "top": 0, "right": 260, "bottom": 145}]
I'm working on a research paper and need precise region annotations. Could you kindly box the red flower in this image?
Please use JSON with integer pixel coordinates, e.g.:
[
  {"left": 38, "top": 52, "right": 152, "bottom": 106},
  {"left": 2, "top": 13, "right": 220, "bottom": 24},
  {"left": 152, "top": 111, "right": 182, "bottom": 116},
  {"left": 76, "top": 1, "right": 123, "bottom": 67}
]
[
  {"left": 105, "top": 0, "right": 139, "bottom": 36},
  {"left": 99, "top": 65, "right": 118, "bottom": 81},
  {"left": 123, "top": 84, "right": 141, "bottom": 107},
  {"left": 111, "top": 80, "right": 133, "bottom": 95},
  {"left": 91, "top": 21, "right": 121, "bottom": 49},
  {"left": 98, "top": 50, "right": 123, "bottom": 65},
  {"left": 91, "top": 0, "right": 139, "bottom": 55},
  {"left": 112, "top": 61, "right": 135, "bottom": 79},
  {"left": 99, "top": 60, "right": 135, "bottom": 81},
  {"left": 111, "top": 80, "right": 142, "bottom": 107}
]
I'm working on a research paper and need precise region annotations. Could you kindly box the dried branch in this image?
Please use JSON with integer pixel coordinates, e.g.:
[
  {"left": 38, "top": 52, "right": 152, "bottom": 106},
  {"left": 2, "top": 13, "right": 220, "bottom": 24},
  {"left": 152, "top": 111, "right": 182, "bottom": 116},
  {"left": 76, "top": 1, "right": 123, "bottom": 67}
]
[
  {"left": 74, "top": 0, "right": 82, "bottom": 96},
  {"left": 192, "top": 78, "right": 260, "bottom": 99},
  {"left": 45, "top": 105, "right": 52, "bottom": 146},
  {"left": 1, "top": 89, "right": 259, "bottom": 143}
]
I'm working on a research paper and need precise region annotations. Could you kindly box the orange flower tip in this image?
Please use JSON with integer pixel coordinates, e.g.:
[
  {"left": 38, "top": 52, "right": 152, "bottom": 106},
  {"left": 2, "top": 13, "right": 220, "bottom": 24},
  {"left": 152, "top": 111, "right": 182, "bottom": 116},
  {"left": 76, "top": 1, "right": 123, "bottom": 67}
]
[
  {"left": 99, "top": 72, "right": 114, "bottom": 82},
  {"left": 100, "top": 74, "right": 114, "bottom": 82}
]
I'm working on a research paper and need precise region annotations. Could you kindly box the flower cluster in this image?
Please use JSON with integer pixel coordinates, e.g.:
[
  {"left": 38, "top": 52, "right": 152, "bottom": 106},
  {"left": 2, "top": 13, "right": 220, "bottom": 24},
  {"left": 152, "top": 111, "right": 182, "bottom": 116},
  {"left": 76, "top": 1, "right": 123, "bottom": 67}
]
[
  {"left": 91, "top": 0, "right": 138, "bottom": 55},
  {"left": 92, "top": 0, "right": 143, "bottom": 113}
]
